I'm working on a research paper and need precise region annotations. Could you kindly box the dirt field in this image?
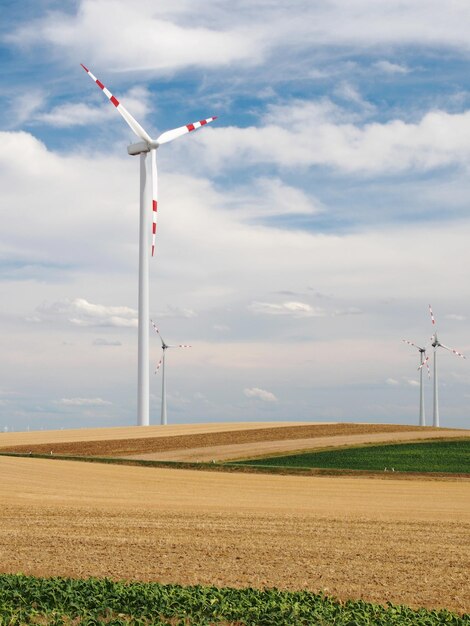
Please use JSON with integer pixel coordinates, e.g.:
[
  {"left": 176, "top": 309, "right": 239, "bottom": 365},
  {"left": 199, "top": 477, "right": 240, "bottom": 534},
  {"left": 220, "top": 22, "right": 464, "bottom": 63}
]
[
  {"left": 1, "top": 422, "right": 467, "bottom": 461},
  {"left": 0, "top": 421, "right": 304, "bottom": 448},
  {"left": 127, "top": 428, "right": 470, "bottom": 461},
  {"left": 0, "top": 454, "right": 469, "bottom": 613}
]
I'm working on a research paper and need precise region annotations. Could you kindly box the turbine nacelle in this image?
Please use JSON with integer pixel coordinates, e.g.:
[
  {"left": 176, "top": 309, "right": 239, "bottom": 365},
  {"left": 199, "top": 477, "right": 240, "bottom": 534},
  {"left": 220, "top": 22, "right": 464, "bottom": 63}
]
[
  {"left": 127, "top": 139, "right": 164, "bottom": 155},
  {"left": 127, "top": 141, "right": 151, "bottom": 156}
]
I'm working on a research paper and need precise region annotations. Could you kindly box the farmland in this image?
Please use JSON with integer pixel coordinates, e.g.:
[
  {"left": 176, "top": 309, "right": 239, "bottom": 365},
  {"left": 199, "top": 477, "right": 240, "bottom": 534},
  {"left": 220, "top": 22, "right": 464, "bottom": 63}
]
[
  {"left": 0, "top": 421, "right": 467, "bottom": 462},
  {"left": 0, "top": 422, "right": 469, "bottom": 622},
  {"left": 236, "top": 439, "right": 470, "bottom": 473},
  {"left": 1, "top": 573, "right": 468, "bottom": 625}
]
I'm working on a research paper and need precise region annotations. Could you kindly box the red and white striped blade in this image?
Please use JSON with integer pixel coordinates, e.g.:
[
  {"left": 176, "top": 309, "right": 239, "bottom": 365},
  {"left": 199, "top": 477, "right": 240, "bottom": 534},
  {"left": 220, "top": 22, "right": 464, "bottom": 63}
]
[
  {"left": 156, "top": 116, "right": 217, "bottom": 145},
  {"left": 417, "top": 355, "right": 430, "bottom": 374},
  {"left": 439, "top": 343, "right": 466, "bottom": 359},
  {"left": 429, "top": 304, "right": 436, "bottom": 326},
  {"left": 402, "top": 339, "right": 420, "bottom": 350},
  {"left": 151, "top": 150, "right": 158, "bottom": 257},
  {"left": 178, "top": 344, "right": 192, "bottom": 348},
  {"left": 154, "top": 356, "right": 163, "bottom": 374},
  {"left": 80, "top": 64, "right": 152, "bottom": 144},
  {"left": 150, "top": 319, "right": 164, "bottom": 347},
  {"left": 424, "top": 353, "right": 431, "bottom": 379}
]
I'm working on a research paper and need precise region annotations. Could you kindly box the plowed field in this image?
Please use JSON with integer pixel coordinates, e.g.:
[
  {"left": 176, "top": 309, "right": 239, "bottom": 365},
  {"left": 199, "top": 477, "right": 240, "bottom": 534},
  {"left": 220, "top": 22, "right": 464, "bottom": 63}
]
[
  {"left": 1, "top": 422, "right": 467, "bottom": 461},
  {"left": 0, "top": 454, "right": 469, "bottom": 613}
]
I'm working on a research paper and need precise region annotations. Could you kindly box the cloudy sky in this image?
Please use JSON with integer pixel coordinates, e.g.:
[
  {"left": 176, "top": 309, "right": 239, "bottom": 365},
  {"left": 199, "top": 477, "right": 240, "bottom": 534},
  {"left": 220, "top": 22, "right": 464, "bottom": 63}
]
[{"left": 1, "top": 0, "right": 470, "bottom": 431}]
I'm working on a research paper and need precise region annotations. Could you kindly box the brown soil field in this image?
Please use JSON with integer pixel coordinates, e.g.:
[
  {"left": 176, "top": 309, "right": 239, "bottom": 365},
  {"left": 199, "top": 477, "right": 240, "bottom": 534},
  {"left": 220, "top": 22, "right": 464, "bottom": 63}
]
[
  {"left": 0, "top": 455, "right": 469, "bottom": 613},
  {"left": 128, "top": 428, "right": 470, "bottom": 462},
  {"left": 1, "top": 422, "right": 467, "bottom": 461},
  {"left": 0, "top": 421, "right": 304, "bottom": 448}
]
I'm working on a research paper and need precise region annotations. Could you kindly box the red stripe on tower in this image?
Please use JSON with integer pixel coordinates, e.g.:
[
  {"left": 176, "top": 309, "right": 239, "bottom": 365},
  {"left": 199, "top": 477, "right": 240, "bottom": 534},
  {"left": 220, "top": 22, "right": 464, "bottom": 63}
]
[{"left": 152, "top": 245, "right": 155, "bottom": 257}]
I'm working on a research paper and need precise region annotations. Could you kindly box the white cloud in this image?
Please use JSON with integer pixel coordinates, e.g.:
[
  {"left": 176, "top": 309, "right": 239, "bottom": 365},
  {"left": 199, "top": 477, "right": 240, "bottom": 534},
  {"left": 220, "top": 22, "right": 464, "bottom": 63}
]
[
  {"left": 56, "top": 397, "right": 112, "bottom": 406},
  {"left": 8, "top": 1, "right": 470, "bottom": 79},
  {"left": 11, "top": 90, "right": 46, "bottom": 127},
  {"left": 199, "top": 105, "right": 470, "bottom": 174},
  {"left": 156, "top": 305, "right": 197, "bottom": 319},
  {"left": 37, "top": 298, "right": 138, "bottom": 328},
  {"left": 36, "top": 102, "right": 112, "bottom": 128},
  {"left": 374, "top": 60, "right": 410, "bottom": 74},
  {"left": 445, "top": 313, "right": 466, "bottom": 321},
  {"left": 407, "top": 379, "right": 420, "bottom": 387},
  {"left": 244, "top": 387, "right": 278, "bottom": 402},
  {"left": 7, "top": 0, "right": 263, "bottom": 73},
  {"left": 234, "top": 177, "right": 323, "bottom": 218},
  {"left": 249, "top": 302, "right": 362, "bottom": 318},
  {"left": 334, "top": 82, "right": 375, "bottom": 113},
  {"left": 36, "top": 86, "right": 151, "bottom": 128},
  {"left": 249, "top": 301, "right": 326, "bottom": 318},
  {"left": 385, "top": 378, "right": 399, "bottom": 385}
]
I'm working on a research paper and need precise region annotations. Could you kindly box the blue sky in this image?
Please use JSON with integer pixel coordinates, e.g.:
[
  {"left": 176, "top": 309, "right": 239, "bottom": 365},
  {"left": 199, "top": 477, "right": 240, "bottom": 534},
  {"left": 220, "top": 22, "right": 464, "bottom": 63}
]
[{"left": 1, "top": 0, "right": 470, "bottom": 431}]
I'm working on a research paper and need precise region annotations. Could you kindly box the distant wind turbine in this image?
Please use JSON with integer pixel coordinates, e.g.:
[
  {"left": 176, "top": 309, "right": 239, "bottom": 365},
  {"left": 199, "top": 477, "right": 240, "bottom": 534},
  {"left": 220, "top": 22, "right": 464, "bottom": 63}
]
[
  {"left": 402, "top": 339, "right": 430, "bottom": 426},
  {"left": 428, "top": 305, "right": 466, "bottom": 427},
  {"left": 151, "top": 320, "right": 191, "bottom": 425},
  {"left": 81, "top": 65, "right": 216, "bottom": 426}
]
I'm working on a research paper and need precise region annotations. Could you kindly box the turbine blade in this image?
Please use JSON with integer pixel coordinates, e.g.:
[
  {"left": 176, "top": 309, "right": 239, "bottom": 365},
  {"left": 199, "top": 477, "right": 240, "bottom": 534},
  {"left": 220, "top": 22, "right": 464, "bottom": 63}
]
[
  {"left": 429, "top": 304, "right": 436, "bottom": 326},
  {"left": 439, "top": 343, "right": 466, "bottom": 359},
  {"left": 402, "top": 339, "right": 420, "bottom": 350},
  {"left": 150, "top": 319, "right": 165, "bottom": 347},
  {"left": 154, "top": 356, "right": 163, "bottom": 374},
  {"left": 417, "top": 355, "right": 430, "bottom": 372},
  {"left": 151, "top": 150, "right": 158, "bottom": 257},
  {"left": 423, "top": 351, "right": 431, "bottom": 378},
  {"left": 177, "top": 344, "right": 192, "bottom": 348},
  {"left": 156, "top": 116, "right": 217, "bottom": 145},
  {"left": 80, "top": 64, "right": 152, "bottom": 144}
]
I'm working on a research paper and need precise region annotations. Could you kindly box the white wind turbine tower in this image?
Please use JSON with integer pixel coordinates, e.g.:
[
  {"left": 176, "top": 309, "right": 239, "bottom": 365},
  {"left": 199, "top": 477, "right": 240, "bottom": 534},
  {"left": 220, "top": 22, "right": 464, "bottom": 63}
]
[
  {"left": 428, "top": 304, "right": 466, "bottom": 427},
  {"left": 402, "top": 340, "right": 430, "bottom": 426},
  {"left": 81, "top": 65, "right": 216, "bottom": 426},
  {"left": 151, "top": 320, "right": 191, "bottom": 425}
]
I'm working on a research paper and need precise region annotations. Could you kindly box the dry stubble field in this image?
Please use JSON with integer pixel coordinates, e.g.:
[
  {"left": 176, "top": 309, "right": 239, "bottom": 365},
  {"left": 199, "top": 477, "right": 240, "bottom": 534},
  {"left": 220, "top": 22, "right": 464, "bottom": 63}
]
[{"left": 0, "top": 422, "right": 469, "bottom": 614}]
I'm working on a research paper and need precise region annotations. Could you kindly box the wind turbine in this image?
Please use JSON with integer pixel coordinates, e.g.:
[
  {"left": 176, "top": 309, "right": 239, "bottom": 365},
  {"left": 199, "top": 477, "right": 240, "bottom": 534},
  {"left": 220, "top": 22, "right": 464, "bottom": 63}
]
[
  {"left": 402, "top": 339, "right": 430, "bottom": 426},
  {"left": 81, "top": 65, "right": 216, "bottom": 426},
  {"left": 151, "top": 320, "right": 191, "bottom": 425},
  {"left": 428, "top": 304, "right": 466, "bottom": 427}
]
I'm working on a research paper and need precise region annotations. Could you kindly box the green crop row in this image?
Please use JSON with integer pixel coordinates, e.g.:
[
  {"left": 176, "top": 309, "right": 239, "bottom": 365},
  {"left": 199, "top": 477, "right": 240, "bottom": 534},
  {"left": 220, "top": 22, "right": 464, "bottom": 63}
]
[
  {"left": 234, "top": 439, "right": 470, "bottom": 473},
  {"left": 0, "top": 574, "right": 468, "bottom": 625}
]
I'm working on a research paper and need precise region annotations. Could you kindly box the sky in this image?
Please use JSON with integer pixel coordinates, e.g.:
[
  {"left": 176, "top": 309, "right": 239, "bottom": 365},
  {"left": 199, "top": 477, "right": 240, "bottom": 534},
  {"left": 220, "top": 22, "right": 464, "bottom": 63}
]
[{"left": 1, "top": 0, "right": 470, "bottom": 431}]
